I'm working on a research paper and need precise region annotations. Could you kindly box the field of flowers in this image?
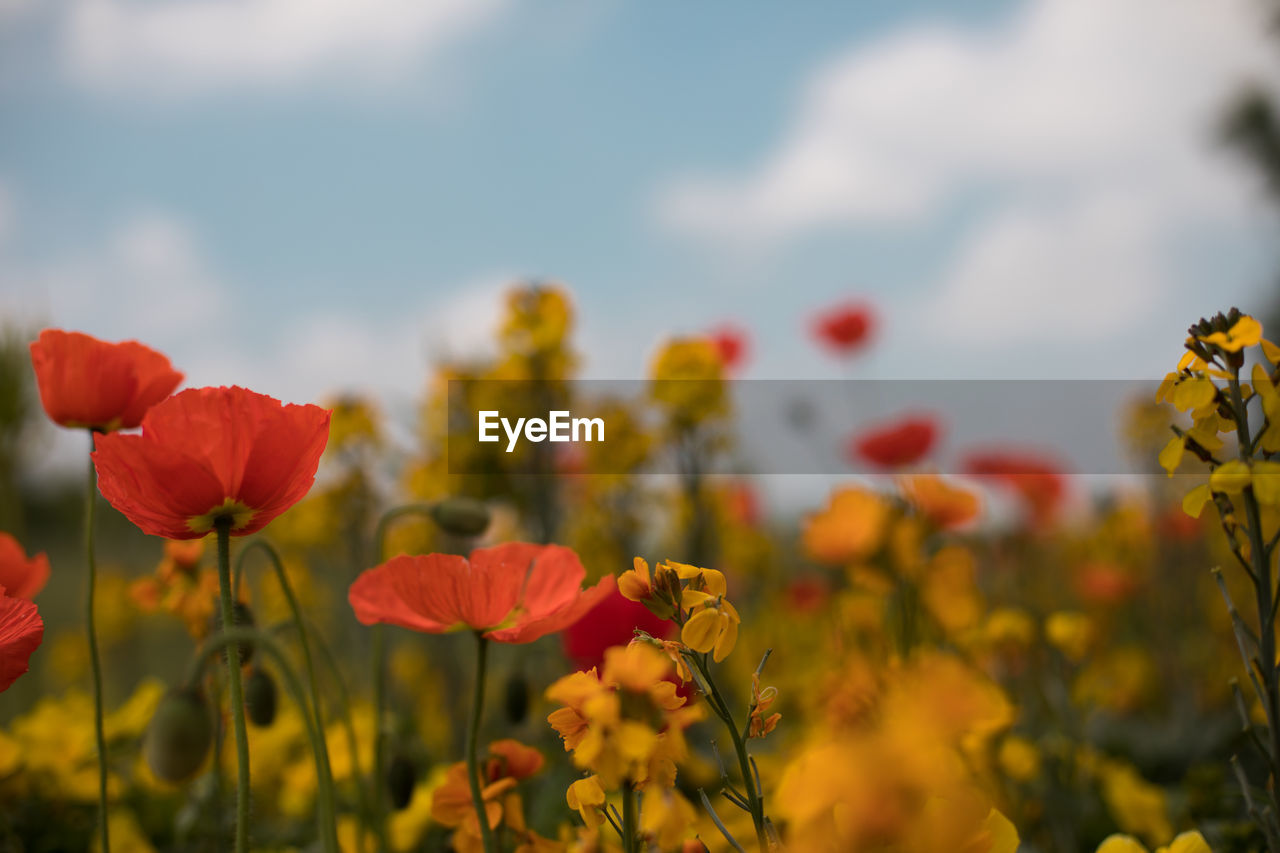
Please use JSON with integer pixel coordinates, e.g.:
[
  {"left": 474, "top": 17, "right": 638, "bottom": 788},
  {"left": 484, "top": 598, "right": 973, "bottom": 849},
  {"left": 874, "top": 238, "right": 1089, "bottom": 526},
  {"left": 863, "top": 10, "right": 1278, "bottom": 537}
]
[{"left": 0, "top": 287, "right": 1270, "bottom": 852}]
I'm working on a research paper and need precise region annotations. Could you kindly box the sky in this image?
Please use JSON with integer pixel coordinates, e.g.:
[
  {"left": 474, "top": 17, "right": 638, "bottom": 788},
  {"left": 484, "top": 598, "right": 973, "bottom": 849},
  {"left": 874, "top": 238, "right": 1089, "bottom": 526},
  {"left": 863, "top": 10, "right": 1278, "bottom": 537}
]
[{"left": 2, "top": 0, "right": 1279, "bottom": 465}]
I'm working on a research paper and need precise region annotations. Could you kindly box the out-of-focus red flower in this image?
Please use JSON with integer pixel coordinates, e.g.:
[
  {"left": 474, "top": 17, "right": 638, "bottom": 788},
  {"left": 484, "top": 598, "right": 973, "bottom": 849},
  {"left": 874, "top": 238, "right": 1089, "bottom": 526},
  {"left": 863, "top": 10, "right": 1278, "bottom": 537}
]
[
  {"left": 786, "top": 577, "right": 829, "bottom": 614},
  {"left": 349, "top": 543, "right": 614, "bottom": 645},
  {"left": 962, "top": 450, "right": 1067, "bottom": 527},
  {"left": 92, "top": 386, "right": 331, "bottom": 540},
  {"left": 1074, "top": 561, "right": 1141, "bottom": 606},
  {"left": 0, "top": 586, "right": 42, "bottom": 692},
  {"left": 722, "top": 481, "right": 762, "bottom": 527},
  {"left": 29, "top": 330, "right": 182, "bottom": 432},
  {"left": 0, "top": 533, "right": 50, "bottom": 600},
  {"left": 812, "top": 302, "right": 875, "bottom": 355},
  {"left": 849, "top": 415, "right": 940, "bottom": 470},
  {"left": 707, "top": 325, "right": 749, "bottom": 373},
  {"left": 1158, "top": 505, "right": 1201, "bottom": 541},
  {"left": 561, "top": 585, "right": 672, "bottom": 672}
]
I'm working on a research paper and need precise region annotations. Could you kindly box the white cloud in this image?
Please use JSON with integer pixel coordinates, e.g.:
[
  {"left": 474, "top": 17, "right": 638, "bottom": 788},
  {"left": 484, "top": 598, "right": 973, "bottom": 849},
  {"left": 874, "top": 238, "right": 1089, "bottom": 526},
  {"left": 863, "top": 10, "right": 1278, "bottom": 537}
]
[
  {"left": 919, "top": 194, "right": 1167, "bottom": 346},
  {"left": 657, "top": 0, "right": 1276, "bottom": 244},
  {"left": 62, "top": 0, "right": 508, "bottom": 95},
  {"left": 0, "top": 210, "right": 226, "bottom": 348}
]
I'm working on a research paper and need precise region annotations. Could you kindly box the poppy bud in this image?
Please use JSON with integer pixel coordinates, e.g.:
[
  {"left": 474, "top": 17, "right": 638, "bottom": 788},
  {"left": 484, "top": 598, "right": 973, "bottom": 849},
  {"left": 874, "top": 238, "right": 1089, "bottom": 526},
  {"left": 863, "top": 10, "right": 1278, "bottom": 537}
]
[
  {"left": 208, "top": 601, "right": 255, "bottom": 665},
  {"left": 144, "top": 687, "right": 214, "bottom": 783},
  {"left": 504, "top": 672, "right": 529, "bottom": 724},
  {"left": 386, "top": 753, "right": 416, "bottom": 810},
  {"left": 430, "top": 497, "right": 491, "bottom": 538},
  {"left": 244, "top": 666, "right": 278, "bottom": 727}
]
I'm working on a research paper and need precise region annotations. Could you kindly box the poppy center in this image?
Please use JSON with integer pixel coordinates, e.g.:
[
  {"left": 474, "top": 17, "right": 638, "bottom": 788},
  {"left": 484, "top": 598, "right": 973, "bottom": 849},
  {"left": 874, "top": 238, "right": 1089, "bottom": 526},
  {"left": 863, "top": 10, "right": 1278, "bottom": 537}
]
[{"left": 187, "top": 498, "right": 256, "bottom": 535}]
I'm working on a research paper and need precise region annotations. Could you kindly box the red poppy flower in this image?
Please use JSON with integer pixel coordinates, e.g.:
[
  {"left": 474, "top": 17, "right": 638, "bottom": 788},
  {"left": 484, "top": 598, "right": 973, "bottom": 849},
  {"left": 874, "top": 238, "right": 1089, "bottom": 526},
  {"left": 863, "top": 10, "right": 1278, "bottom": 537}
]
[
  {"left": 561, "top": 585, "right": 671, "bottom": 672},
  {"left": 707, "top": 325, "right": 749, "bottom": 373},
  {"left": 0, "top": 533, "right": 50, "bottom": 600},
  {"left": 349, "top": 542, "right": 614, "bottom": 644},
  {"left": 92, "top": 386, "right": 331, "bottom": 540},
  {"left": 962, "top": 450, "right": 1067, "bottom": 527},
  {"left": 30, "top": 329, "right": 183, "bottom": 432},
  {"left": 0, "top": 587, "right": 43, "bottom": 692},
  {"left": 812, "top": 302, "right": 875, "bottom": 355},
  {"left": 849, "top": 415, "right": 940, "bottom": 470}
]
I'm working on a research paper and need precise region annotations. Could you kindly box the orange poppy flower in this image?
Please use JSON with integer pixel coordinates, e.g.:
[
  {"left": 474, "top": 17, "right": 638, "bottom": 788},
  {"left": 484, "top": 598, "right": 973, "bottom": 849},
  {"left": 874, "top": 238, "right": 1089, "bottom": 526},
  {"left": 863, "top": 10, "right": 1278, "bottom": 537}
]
[
  {"left": 348, "top": 542, "right": 614, "bottom": 644},
  {"left": 0, "top": 532, "right": 50, "bottom": 600},
  {"left": 92, "top": 386, "right": 331, "bottom": 540},
  {"left": 812, "top": 301, "right": 875, "bottom": 355},
  {"left": 0, "top": 586, "right": 42, "bottom": 693},
  {"left": 850, "top": 415, "right": 939, "bottom": 470},
  {"left": 29, "top": 329, "right": 182, "bottom": 432}
]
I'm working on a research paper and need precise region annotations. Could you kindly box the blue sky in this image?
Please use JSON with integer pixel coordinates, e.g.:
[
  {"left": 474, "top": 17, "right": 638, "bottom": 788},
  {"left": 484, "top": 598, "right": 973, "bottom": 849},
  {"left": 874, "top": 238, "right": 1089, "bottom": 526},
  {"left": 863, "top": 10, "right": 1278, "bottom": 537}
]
[{"left": 1, "top": 0, "right": 1278, "bottom": 429}]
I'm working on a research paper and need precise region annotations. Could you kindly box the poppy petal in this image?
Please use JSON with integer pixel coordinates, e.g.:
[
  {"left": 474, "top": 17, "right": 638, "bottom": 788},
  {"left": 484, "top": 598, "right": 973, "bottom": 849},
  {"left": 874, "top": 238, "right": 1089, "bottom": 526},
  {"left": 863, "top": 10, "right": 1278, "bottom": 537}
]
[
  {"left": 487, "top": 575, "right": 616, "bottom": 644},
  {"left": 349, "top": 559, "right": 451, "bottom": 632},
  {"left": 0, "top": 591, "right": 42, "bottom": 692},
  {"left": 519, "top": 544, "right": 587, "bottom": 619},
  {"left": 465, "top": 543, "right": 542, "bottom": 629}
]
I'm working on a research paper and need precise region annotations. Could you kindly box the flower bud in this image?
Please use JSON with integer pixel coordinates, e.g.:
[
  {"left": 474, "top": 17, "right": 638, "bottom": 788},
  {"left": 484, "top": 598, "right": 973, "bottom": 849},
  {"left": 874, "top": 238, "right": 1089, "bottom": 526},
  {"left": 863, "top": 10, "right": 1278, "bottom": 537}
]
[
  {"left": 430, "top": 497, "right": 491, "bottom": 538},
  {"left": 386, "top": 753, "right": 416, "bottom": 810},
  {"left": 244, "top": 666, "right": 278, "bottom": 727},
  {"left": 504, "top": 672, "right": 529, "bottom": 725},
  {"left": 208, "top": 600, "right": 255, "bottom": 665},
  {"left": 144, "top": 687, "right": 214, "bottom": 783}
]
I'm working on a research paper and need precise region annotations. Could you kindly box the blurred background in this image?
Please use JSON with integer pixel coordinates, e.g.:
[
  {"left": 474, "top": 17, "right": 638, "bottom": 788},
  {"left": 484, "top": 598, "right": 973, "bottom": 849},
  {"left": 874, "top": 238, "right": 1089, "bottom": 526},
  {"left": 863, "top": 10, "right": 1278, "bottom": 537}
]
[{"left": 6, "top": 4, "right": 1280, "bottom": 850}]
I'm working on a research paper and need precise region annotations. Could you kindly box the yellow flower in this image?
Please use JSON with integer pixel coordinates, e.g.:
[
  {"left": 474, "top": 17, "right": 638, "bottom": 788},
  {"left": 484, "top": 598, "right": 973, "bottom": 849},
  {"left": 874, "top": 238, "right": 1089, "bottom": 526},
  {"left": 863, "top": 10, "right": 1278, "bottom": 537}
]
[
  {"left": 1096, "top": 830, "right": 1211, "bottom": 853},
  {"left": 997, "top": 735, "right": 1041, "bottom": 782},
  {"left": 1198, "top": 314, "right": 1262, "bottom": 352},
  {"left": 1097, "top": 760, "right": 1172, "bottom": 847},
  {"left": 680, "top": 593, "right": 740, "bottom": 662},
  {"left": 1045, "top": 611, "right": 1094, "bottom": 663},
  {"left": 803, "top": 487, "right": 891, "bottom": 565},
  {"left": 566, "top": 775, "right": 606, "bottom": 830}
]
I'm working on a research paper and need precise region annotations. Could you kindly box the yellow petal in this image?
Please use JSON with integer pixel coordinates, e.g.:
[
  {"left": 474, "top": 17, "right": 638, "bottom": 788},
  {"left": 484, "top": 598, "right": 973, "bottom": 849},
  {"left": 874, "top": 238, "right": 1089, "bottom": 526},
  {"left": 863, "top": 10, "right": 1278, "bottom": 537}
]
[
  {"left": 1264, "top": 338, "right": 1280, "bottom": 363},
  {"left": 1210, "top": 460, "right": 1252, "bottom": 495},
  {"left": 712, "top": 612, "right": 738, "bottom": 662},
  {"left": 1182, "top": 484, "right": 1212, "bottom": 519},
  {"left": 1170, "top": 377, "right": 1216, "bottom": 413},
  {"left": 681, "top": 608, "right": 720, "bottom": 654},
  {"left": 1166, "top": 830, "right": 1211, "bottom": 853},
  {"left": 1096, "top": 835, "right": 1149, "bottom": 853},
  {"left": 1158, "top": 436, "right": 1185, "bottom": 477},
  {"left": 984, "top": 808, "right": 1021, "bottom": 853},
  {"left": 1254, "top": 461, "right": 1280, "bottom": 506}
]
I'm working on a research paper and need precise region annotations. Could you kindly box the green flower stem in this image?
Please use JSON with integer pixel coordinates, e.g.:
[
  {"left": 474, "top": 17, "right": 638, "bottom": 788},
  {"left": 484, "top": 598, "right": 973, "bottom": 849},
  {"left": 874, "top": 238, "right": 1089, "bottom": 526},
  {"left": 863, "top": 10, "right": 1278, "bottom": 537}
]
[
  {"left": 687, "top": 651, "right": 769, "bottom": 852},
  {"left": 306, "top": 613, "right": 370, "bottom": 841},
  {"left": 1224, "top": 371, "right": 1280, "bottom": 848},
  {"left": 234, "top": 540, "right": 338, "bottom": 846},
  {"left": 190, "top": 626, "right": 339, "bottom": 853},
  {"left": 215, "top": 518, "right": 252, "bottom": 853},
  {"left": 368, "top": 501, "right": 435, "bottom": 852},
  {"left": 84, "top": 437, "right": 110, "bottom": 853},
  {"left": 467, "top": 631, "right": 497, "bottom": 853},
  {"left": 621, "top": 780, "right": 638, "bottom": 853}
]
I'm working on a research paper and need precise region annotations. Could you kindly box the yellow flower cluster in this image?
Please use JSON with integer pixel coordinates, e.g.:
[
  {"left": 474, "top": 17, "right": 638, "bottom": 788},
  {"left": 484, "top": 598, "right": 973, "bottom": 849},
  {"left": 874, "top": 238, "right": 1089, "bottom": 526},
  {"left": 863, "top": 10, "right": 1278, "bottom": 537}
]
[
  {"left": 620, "top": 557, "right": 741, "bottom": 662},
  {"left": 546, "top": 643, "right": 703, "bottom": 846}
]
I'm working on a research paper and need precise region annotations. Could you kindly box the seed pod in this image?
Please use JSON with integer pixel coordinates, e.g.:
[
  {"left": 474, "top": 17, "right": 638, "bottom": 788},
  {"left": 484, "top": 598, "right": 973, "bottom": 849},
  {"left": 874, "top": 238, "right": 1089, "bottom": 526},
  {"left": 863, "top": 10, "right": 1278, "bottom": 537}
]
[
  {"left": 430, "top": 497, "right": 491, "bottom": 538},
  {"left": 144, "top": 687, "right": 214, "bottom": 783},
  {"left": 207, "top": 600, "right": 256, "bottom": 665},
  {"left": 386, "top": 753, "right": 416, "bottom": 810},
  {"left": 503, "top": 672, "right": 529, "bottom": 725},
  {"left": 244, "top": 666, "right": 278, "bottom": 727}
]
